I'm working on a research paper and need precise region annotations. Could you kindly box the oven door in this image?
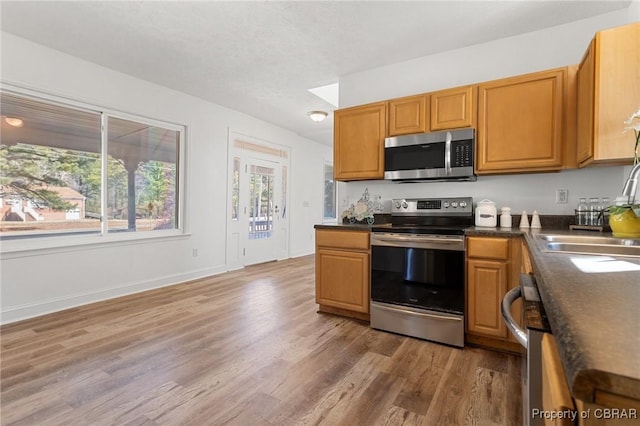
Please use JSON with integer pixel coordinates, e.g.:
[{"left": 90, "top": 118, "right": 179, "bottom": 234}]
[{"left": 370, "top": 233, "right": 465, "bottom": 315}]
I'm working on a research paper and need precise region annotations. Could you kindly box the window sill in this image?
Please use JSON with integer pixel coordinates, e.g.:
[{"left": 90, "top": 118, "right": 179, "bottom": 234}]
[{"left": 0, "top": 230, "right": 191, "bottom": 260}]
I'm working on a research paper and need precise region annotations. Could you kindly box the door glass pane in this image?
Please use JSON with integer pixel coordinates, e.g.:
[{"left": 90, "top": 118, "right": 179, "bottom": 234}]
[
  {"left": 249, "top": 164, "right": 274, "bottom": 240},
  {"left": 107, "top": 116, "right": 179, "bottom": 232},
  {"left": 232, "top": 157, "right": 240, "bottom": 221},
  {"left": 281, "top": 165, "right": 287, "bottom": 219}
]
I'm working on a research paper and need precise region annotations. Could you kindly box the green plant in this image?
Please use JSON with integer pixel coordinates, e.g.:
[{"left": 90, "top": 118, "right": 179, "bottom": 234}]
[{"left": 608, "top": 204, "right": 640, "bottom": 216}]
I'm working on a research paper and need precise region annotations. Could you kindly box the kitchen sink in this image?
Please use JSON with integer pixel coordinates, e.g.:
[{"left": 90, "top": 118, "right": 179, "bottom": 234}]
[
  {"left": 539, "top": 234, "right": 640, "bottom": 246},
  {"left": 538, "top": 233, "right": 640, "bottom": 258}
]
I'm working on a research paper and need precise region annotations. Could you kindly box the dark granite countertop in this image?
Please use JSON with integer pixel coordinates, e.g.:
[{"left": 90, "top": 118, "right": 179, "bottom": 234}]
[
  {"left": 522, "top": 230, "right": 640, "bottom": 403},
  {"left": 314, "top": 223, "right": 381, "bottom": 231}
]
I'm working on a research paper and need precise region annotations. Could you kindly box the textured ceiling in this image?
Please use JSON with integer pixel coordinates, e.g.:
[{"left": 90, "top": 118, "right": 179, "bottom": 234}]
[{"left": 0, "top": 1, "right": 631, "bottom": 146}]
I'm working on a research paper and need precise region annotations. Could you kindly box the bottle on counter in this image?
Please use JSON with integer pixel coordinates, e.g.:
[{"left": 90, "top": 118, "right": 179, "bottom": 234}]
[
  {"left": 588, "top": 197, "right": 600, "bottom": 226},
  {"left": 601, "top": 197, "right": 610, "bottom": 227},
  {"left": 500, "top": 207, "right": 512, "bottom": 228},
  {"left": 576, "top": 197, "right": 588, "bottom": 225},
  {"left": 519, "top": 211, "right": 530, "bottom": 229}
]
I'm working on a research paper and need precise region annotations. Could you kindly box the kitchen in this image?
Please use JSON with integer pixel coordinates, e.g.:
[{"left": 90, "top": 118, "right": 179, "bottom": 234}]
[
  {"left": 1, "top": 2, "right": 639, "bottom": 425},
  {"left": 315, "top": 12, "right": 640, "bottom": 426}
]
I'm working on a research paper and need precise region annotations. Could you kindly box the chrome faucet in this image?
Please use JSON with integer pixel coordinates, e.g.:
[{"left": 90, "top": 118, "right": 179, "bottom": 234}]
[{"left": 622, "top": 162, "right": 640, "bottom": 204}]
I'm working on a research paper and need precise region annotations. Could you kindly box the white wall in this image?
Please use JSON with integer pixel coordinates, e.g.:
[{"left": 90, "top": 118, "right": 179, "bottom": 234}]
[
  {"left": 338, "top": 7, "right": 639, "bottom": 216},
  {"left": 0, "top": 32, "right": 331, "bottom": 323}
]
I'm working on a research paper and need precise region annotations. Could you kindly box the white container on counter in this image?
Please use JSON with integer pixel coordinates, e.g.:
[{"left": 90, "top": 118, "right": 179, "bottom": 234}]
[{"left": 475, "top": 199, "right": 497, "bottom": 227}]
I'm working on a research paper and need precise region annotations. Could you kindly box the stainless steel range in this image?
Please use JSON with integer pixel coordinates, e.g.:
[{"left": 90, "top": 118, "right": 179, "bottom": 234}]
[{"left": 370, "top": 197, "right": 473, "bottom": 347}]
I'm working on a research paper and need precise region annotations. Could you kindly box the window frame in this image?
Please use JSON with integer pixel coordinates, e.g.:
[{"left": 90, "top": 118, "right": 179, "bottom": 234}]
[
  {"left": 0, "top": 84, "right": 188, "bottom": 256},
  {"left": 322, "top": 160, "right": 338, "bottom": 224}
]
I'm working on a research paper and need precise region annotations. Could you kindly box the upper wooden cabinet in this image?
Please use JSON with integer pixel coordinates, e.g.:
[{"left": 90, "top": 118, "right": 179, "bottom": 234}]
[
  {"left": 430, "top": 85, "right": 475, "bottom": 131},
  {"left": 334, "top": 102, "right": 386, "bottom": 181},
  {"left": 388, "top": 94, "right": 428, "bottom": 136},
  {"left": 576, "top": 22, "right": 640, "bottom": 167},
  {"left": 476, "top": 68, "right": 567, "bottom": 174}
]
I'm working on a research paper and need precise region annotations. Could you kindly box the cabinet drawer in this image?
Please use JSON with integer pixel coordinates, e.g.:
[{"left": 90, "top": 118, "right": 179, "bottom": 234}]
[
  {"left": 467, "top": 237, "right": 510, "bottom": 260},
  {"left": 316, "top": 229, "right": 370, "bottom": 251}
]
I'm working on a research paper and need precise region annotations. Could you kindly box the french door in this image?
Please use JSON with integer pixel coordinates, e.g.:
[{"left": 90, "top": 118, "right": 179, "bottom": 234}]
[
  {"left": 227, "top": 133, "right": 289, "bottom": 268},
  {"left": 243, "top": 157, "right": 282, "bottom": 265}
]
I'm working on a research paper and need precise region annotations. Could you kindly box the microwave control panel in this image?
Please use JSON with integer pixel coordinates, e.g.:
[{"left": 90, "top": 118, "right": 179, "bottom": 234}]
[{"left": 452, "top": 140, "right": 473, "bottom": 168}]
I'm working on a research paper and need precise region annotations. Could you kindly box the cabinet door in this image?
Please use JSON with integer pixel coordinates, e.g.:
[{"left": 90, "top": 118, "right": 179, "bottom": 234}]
[
  {"left": 430, "top": 85, "right": 475, "bottom": 131},
  {"left": 576, "top": 40, "right": 596, "bottom": 166},
  {"left": 541, "top": 334, "right": 576, "bottom": 426},
  {"left": 316, "top": 248, "right": 370, "bottom": 313},
  {"left": 467, "top": 258, "right": 508, "bottom": 339},
  {"left": 388, "top": 94, "right": 428, "bottom": 136},
  {"left": 334, "top": 102, "right": 386, "bottom": 181},
  {"left": 578, "top": 22, "right": 640, "bottom": 166},
  {"left": 477, "top": 69, "right": 565, "bottom": 173}
]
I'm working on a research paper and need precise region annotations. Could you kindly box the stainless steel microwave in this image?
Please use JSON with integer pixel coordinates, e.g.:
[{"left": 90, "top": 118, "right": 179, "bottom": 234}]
[{"left": 384, "top": 128, "right": 475, "bottom": 182}]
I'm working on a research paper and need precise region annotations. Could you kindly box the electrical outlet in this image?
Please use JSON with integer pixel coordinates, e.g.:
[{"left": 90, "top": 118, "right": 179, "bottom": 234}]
[
  {"left": 192, "top": 248, "right": 198, "bottom": 257},
  {"left": 556, "top": 189, "right": 569, "bottom": 204}
]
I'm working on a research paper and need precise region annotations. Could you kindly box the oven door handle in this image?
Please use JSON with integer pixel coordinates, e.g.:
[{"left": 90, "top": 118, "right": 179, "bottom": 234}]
[
  {"left": 501, "top": 286, "right": 528, "bottom": 349},
  {"left": 371, "top": 234, "right": 464, "bottom": 250},
  {"left": 372, "top": 301, "right": 462, "bottom": 322}
]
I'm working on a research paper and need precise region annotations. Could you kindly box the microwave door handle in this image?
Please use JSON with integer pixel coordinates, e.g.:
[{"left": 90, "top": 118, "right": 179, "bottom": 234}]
[{"left": 444, "top": 131, "right": 452, "bottom": 175}]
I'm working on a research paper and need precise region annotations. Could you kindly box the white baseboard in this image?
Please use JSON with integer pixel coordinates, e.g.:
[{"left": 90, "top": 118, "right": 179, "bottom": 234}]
[
  {"left": 289, "top": 249, "right": 315, "bottom": 258},
  {"left": 0, "top": 265, "right": 227, "bottom": 325}
]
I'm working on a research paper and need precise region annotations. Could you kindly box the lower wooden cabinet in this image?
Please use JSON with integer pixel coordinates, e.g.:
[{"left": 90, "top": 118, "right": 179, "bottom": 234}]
[
  {"left": 315, "top": 228, "right": 370, "bottom": 320},
  {"left": 542, "top": 334, "right": 640, "bottom": 426},
  {"left": 542, "top": 334, "right": 577, "bottom": 426},
  {"left": 467, "top": 257, "right": 509, "bottom": 338},
  {"left": 466, "top": 235, "right": 523, "bottom": 352}
]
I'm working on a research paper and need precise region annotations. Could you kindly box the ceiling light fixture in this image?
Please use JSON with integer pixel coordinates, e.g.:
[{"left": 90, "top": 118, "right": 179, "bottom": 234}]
[
  {"left": 307, "top": 111, "right": 328, "bottom": 122},
  {"left": 4, "top": 117, "right": 24, "bottom": 127}
]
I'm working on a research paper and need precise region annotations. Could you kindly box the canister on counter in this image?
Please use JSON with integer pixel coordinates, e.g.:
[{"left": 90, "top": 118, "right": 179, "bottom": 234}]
[
  {"left": 475, "top": 199, "right": 497, "bottom": 227},
  {"left": 500, "top": 207, "right": 512, "bottom": 228}
]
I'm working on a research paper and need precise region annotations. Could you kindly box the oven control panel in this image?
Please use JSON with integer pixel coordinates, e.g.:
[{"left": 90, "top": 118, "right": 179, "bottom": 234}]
[{"left": 391, "top": 197, "right": 473, "bottom": 215}]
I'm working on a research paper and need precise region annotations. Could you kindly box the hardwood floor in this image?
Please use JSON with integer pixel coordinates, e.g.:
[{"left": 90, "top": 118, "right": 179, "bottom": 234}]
[{"left": 1, "top": 255, "right": 522, "bottom": 426}]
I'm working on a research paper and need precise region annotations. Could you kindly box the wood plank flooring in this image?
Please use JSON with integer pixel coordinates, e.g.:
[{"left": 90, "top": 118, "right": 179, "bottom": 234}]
[{"left": 1, "top": 255, "right": 522, "bottom": 426}]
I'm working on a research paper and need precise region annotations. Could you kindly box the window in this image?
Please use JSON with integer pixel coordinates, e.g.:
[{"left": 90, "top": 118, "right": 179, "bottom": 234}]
[
  {"left": 0, "top": 90, "right": 184, "bottom": 242},
  {"left": 323, "top": 161, "right": 337, "bottom": 223}
]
